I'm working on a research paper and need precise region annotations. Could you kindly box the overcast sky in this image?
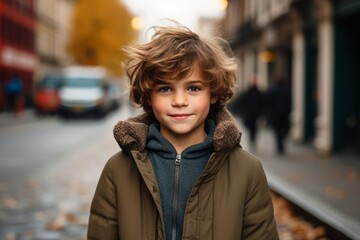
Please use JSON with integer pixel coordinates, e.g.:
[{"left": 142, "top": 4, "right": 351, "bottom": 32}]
[{"left": 121, "top": 0, "right": 225, "bottom": 41}]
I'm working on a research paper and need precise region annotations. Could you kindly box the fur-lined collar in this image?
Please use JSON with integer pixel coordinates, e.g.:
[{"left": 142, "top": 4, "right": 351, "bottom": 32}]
[{"left": 113, "top": 108, "right": 242, "bottom": 153}]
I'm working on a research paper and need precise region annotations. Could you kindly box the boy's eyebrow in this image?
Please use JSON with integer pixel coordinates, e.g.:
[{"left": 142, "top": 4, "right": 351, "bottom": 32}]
[
  {"left": 155, "top": 79, "right": 206, "bottom": 85},
  {"left": 186, "top": 80, "right": 205, "bottom": 84}
]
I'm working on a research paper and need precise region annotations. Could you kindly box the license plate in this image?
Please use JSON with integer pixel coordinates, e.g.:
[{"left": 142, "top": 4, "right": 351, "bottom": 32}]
[{"left": 72, "top": 105, "right": 85, "bottom": 112}]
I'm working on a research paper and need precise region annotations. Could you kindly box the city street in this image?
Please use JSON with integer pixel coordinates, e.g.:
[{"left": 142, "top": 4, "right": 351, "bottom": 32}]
[
  {"left": 0, "top": 105, "right": 139, "bottom": 240},
  {"left": 1, "top": 0, "right": 360, "bottom": 239},
  {"left": 0, "top": 104, "right": 359, "bottom": 239}
]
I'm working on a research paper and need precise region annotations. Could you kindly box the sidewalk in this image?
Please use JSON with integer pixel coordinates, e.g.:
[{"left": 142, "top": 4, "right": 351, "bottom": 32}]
[
  {"left": 238, "top": 120, "right": 360, "bottom": 239},
  {"left": 0, "top": 109, "right": 40, "bottom": 128},
  {"left": 0, "top": 109, "right": 120, "bottom": 240}
]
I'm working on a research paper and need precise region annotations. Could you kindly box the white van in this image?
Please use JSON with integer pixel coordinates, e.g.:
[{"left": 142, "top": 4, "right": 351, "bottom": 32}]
[{"left": 59, "top": 66, "right": 111, "bottom": 118}]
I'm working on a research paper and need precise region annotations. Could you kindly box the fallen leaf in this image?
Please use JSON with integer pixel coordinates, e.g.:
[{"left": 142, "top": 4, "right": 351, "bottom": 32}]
[{"left": 324, "top": 186, "right": 348, "bottom": 199}]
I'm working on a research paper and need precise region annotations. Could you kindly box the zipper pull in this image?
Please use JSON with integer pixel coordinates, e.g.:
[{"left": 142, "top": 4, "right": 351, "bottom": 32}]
[{"left": 175, "top": 153, "right": 181, "bottom": 166}]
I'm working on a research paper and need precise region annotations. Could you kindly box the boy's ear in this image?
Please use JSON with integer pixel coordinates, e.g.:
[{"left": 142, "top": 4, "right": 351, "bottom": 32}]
[{"left": 210, "top": 95, "right": 218, "bottom": 104}]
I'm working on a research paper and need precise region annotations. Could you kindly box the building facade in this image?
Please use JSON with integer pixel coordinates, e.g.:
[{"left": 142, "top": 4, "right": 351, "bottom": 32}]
[
  {"left": 35, "top": 0, "right": 74, "bottom": 81},
  {"left": 0, "top": 0, "right": 36, "bottom": 109},
  {"left": 0, "top": 0, "right": 74, "bottom": 110},
  {"left": 224, "top": 0, "right": 360, "bottom": 154}
]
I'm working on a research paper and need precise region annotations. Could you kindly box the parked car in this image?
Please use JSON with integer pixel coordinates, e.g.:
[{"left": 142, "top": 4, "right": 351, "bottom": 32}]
[
  {"left": 107, "top": 82, "right": 123, "bottom": 111},
  {"left": 34, "top": 73, "right": 63, "bottom": 115},
  {"left": 59, "top": 66, "right": 112, "bottom": 118}
]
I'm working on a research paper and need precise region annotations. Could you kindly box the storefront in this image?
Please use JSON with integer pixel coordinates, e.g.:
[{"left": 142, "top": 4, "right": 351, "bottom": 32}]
[
  {"left": 0, "top": 0, "right": 36, "bottom": 110},
  {"left": 225, "top": 0, "right": 360, "bottom": 153},
  {"left": 332, "top": 0, "right": 360, "bottom": 151}
]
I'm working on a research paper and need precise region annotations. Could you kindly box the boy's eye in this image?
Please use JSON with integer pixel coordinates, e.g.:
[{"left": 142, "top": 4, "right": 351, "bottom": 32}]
[
  {"left": 188, "top": 86, "right": 201, "bottom": 92},
  {"left": 158, "top": 87, "right": 172, "bottom": 92}
]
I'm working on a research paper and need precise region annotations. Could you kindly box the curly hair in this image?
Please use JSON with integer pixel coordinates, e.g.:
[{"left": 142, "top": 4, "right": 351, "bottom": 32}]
[{"left": 122, "top": 22, "right": 238, "bottom": 114}]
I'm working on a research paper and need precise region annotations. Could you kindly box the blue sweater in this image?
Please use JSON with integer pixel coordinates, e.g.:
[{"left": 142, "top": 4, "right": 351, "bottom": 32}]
[{"left": 146, "top": 120, "right": 215, "bottom": 240}]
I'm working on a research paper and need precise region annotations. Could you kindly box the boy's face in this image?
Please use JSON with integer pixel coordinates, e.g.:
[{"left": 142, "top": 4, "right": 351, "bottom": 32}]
[{"left": 150, "top": 65, "right": 217, "bottom": 146}]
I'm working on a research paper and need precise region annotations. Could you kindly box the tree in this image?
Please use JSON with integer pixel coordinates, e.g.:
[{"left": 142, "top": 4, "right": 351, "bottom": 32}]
[{"left": 66, "top": 0, "right": 135, "bottom": 76}]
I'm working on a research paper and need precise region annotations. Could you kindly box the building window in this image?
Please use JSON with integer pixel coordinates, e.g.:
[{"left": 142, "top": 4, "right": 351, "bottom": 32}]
[{"left": 1, "top": 16, "right": 34, "bottom": 51}]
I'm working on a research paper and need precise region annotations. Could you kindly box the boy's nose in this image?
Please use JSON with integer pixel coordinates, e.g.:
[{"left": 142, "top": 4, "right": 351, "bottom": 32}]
[{"left": 172, "top": 91, "right": 188, "bottom": 107}]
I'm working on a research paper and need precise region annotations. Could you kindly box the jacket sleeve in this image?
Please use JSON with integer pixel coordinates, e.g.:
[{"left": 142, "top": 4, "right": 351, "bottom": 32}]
[
  {"left": 87, "top": 159, "right": 119, "bottom": 240},
  {"left": 242, "top": 160, "right": 279, "bottom": 240}
]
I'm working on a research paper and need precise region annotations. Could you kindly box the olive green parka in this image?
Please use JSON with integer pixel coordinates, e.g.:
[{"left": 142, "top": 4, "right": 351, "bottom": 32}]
[{"left": 87, "top": 108, "right": 279, "bottom": 240}]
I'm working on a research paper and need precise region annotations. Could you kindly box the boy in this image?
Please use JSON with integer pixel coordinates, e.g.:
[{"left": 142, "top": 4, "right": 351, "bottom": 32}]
[{"left": 88, "top": 23, "right": 279, "bottom": 240}]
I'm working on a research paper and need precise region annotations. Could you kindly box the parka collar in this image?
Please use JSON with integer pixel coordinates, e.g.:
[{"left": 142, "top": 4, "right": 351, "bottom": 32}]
[{"left": 113, "top": 107, "right": 242, "bottom": 153}]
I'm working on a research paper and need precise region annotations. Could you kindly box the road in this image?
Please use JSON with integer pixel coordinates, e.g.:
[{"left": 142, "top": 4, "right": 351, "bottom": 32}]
[{"left": 0, "top": 104, "right": 139, "bottom": 240}]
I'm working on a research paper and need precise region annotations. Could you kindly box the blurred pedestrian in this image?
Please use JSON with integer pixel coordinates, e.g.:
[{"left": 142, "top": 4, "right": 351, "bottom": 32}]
[
  {"left": 239, "top": 76, "right": 264, "bottom": 150},
  {"left": 265, "top": 76, "right": 291, "bottom": 154},
  {"left": 87, "top": 23, "right": 279, "bottom": 240},
  {"left": 5, "top": 74, "right": 23, "bottom": 113}
]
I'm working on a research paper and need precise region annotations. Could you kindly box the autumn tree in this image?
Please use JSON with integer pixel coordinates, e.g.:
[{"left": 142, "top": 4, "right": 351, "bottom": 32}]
[{"left": 66, "top": 0, "right": 135, "bottom": 76}]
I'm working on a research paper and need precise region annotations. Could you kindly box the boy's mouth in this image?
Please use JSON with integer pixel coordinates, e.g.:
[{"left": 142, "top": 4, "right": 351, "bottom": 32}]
[{"left": 169, "top": 113, "right": 192, "bottom": 120}]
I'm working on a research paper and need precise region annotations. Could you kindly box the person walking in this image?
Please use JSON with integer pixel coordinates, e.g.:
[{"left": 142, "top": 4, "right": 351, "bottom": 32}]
[
  {"left": 5, "top": 74, "right": 23, "bottom": 113},
  {"left": 265, "top": 76, "right": 291, "bottom": 154},
  {"left": 87, "top": 22, "right": 279, "bottom": 240},
  {"left": 238, "top": 76, "right": 264, "bottom": 150}
]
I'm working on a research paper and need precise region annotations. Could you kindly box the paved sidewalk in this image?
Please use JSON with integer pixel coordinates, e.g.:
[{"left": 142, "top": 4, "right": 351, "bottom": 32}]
[
  {"left": 0, "top": 108, "right": 128, "bottom": 239},
  {"left": 0, "top": 109, "right": 42, "bottom": 128},
  {"left": 238, "top": 119, "right": 360, "bottom": 239},
  {"left": 0, "top": 130, "right": 114, "bottom": 239}
]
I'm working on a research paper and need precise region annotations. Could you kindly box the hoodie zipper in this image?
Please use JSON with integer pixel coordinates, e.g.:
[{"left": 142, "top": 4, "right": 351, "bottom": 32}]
[{"left": 172, "top": 153, "right": 181, "bottom": 240}]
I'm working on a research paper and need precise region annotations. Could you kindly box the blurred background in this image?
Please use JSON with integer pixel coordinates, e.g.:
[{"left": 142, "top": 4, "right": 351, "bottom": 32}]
[{"left": 0, "top": 0, "right": 359, "bottom": 239}]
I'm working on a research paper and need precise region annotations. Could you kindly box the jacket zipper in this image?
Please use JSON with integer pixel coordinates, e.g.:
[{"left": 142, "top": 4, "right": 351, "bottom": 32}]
[{"left": 172, "top": 153, "right": 181, "bottom": 240}]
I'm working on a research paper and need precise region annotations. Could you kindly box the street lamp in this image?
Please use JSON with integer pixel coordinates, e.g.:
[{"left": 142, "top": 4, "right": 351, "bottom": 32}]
[
  {"left": 260, "top": 50, "right": 275, "bottom": 63},
  {"left": 220, "top": 0, "right": 228, "bottom": 10},
  {"left": 131, "top": 16, "right": 144, "bottom": 31}
]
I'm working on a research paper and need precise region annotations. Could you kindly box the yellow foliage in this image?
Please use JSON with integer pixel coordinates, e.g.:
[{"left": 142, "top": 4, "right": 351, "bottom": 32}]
[{"left": 66, "top": 0, "right": 136, "bottom": 76}]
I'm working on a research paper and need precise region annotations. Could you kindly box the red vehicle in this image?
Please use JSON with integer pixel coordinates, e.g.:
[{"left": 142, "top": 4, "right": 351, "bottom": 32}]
[{"left": 34, "top": 74, "right": 62, "bottom": 115}]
